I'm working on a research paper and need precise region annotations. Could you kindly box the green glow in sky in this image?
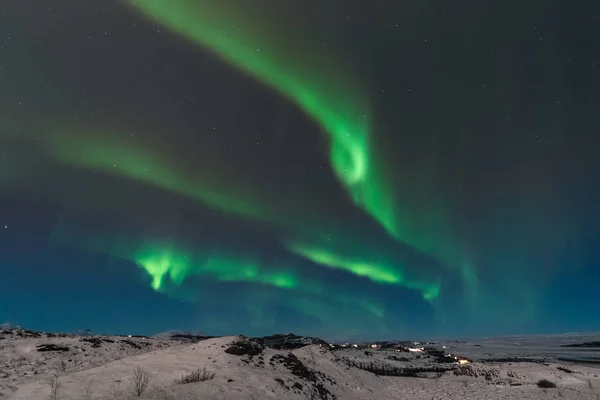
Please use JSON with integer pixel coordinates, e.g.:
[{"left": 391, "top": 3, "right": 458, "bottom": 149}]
[
  {"left": 32, "top": 0, "right": 473, "bottom": 312},
  {"left": 48, "top": 221, "right": 386, "bottom": 319},
  {"left": 135, "top": 243, "right": 386, "bottom": 318},
  {"left": 38, "top": 127, "right": 441, "bottom": 301},
  {"left": 1, "top": 0, "right": 578, "bottom": 338},
  {"left": 121, "top": 0, "right": 472, "bottom": 300},
  {"left": 106, "top": 238, "right": 390, "bottom": 332},
  {"left": 288, "top": 242, "right": 402, "bottom": 285},
  {"left": 125, "top": 0, "right": 399, "bottom": 242},
  {"left": 40, "top": 129, "right": 267, "bottom": 220},
  {"left": 288, "top": 240, "right": 440, "bottom": 301},
  {"left": 135, "top": 245, "right": 297, "bottom": 292}
]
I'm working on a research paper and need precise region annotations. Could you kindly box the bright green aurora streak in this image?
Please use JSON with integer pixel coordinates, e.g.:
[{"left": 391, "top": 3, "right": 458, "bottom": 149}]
[
  {"left": 124, "top": 0, "right": 399, "bottom": 240},
  {"left": 135, "top": 244, "right": 385, "bottom": 318},
  {"left": 135, "top": 246, "right": 391, "bottom": 331},
  {"left": 48, "top": 222, "right": 386, "bottom": 319},
  {"left": 287, "top": 241, "right": 440, "bottom": 301}
]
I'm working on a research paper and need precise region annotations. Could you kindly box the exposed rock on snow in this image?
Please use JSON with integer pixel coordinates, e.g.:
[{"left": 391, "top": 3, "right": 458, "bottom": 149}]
[{"left": 2, "top": 328, "right": 600, "bottom": 399}]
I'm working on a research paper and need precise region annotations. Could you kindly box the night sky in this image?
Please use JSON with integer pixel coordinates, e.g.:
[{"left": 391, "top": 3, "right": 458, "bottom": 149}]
[{"left": 1, "top": 0, "right": 599, "bottom": 341}]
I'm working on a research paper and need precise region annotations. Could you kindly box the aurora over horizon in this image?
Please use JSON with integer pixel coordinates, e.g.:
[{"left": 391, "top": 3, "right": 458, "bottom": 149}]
[{"left": 1, "top": 0, "right": 599, "bottom": 340}]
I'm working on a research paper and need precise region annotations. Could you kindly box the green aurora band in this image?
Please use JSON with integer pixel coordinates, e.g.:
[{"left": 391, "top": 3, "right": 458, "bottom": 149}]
[
  {"left": 38, "top": 127, "right": 442, "bottom": 300},
  {"left": 18, "top": 0, "right": 473, "bottom": 305},
  {"left": 0, "top": 0, "right": 568, "bottom": 336},
  {"left": 48, "top": 222, "right": 387, "bottom": 320},
  {"left": 40, "top": 128, "right": 267, "bottom": 220},
  {"left": 123, "top": 0, "right": 398, "bottom": 241},
  {"left": 135, "top": 244, "right": 386, "bottom": 318},
  {"left": 121, "top": 0, "right": 476, "bottom": 301},
  {"left": 287, "top": 241, "right": 440, "bottom": 301}
]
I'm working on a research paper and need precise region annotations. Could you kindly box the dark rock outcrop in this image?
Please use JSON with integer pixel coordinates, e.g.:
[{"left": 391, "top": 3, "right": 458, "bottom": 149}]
[
  {"left": 254, "top": 333, "right": 328, "bottom": 350},
  {"left": 154, "top": 330, "right": 213, "bottom": 343},
  {"left": 562, "top": 341, "right": 600, "bottom": 348},
  {"left": 272, "top": 353, "right": 316, "bottom": 381},
  {"left": 454, "top": 365, "right": 500, "bottom": 381},
  {"left": 80, "top": 338, "right": 103, "bottom": 348},
  {"left": 224, "top": 339, "right": 264, "bottom": 356},
  {"left": 36, "top": 344, "right": 70, "bottom": 352}
]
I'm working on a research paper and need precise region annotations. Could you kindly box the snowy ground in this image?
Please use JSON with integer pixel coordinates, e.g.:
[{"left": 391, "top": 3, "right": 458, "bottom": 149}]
[{"left": 2, "top": 327, "right": 600, "bottom": 399}]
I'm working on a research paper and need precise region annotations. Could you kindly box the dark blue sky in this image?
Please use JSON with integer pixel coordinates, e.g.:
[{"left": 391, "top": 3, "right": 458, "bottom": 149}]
[{"left": 1, "top": 0, "right": 599, "bottom": 341}]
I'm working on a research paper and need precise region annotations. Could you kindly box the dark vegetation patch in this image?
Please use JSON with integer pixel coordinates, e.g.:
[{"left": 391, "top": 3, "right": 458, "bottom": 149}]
[
  {"left": 481, "top": 357, "right": 547, "bottom": 364},
  {"left": 168, "top": 333, "right": 213, "bottom": 342},
  {"left": 424, "top": 348, "right": 455, "bottom": 363},
  {"left": 272, "top": 353, "right": 316, "bottom": 381},
  {"left": 16, "top": 330, "right": 42, "bottom": 338},
  {"left": 1, "top": 327, "right": 68, "bottom": 339},
  {"left": 224, "top": 339, "right": 264, "bottom": 356},
  {"left": 253, "top": 354, "right": 265, "bottom": 368},
  {"left": 557, "top": 366, "right": 574, "bottom": 373},
  {"left": 80, "top": 338, "right": 103, "bottom": 348},
  {"left": 274, "top": 378, "right": 287, "bottom": 388},
  {"left": 317, "top": 371, "right": 338, "bottom": 387},
  {"left": 120, "top": 339, "right": 143, "bottom": 349},
  {"left": 271, "top": 354, "right": 336, "bottom": 399},
  {"left": 348, "top": 360, "right": 451, "bottom": 378},
  {"left": 562, "top": 341, "right": 600, "bottom": 348},
  {"left": 253, "top": 333, "right": 327, "bottom": 350},
  {"left": 174, "top": 367, "right": 215, "bottom": 384},
  {"left": 372, "top": 342, "right": 406, "bottom": 350},
  {"left": 36, "top": 344, "right": 69, "bottom": 352},
  {"left": 312, "top": 383, "right": 336, "bottom": 400},
  {"left": 393, "top": 346, "right": 410, "bottom": 352},
  {"left": 454, "top": 365, "right": 500, "bottom": 381},
  {"left": 537, "top": 379, "right": 557, "bottom": 388},
  {"left": 386, "top": 355, "right": 410, "bottom": 362},
  {"left": 557, "top": 357, "right": 600, "bottom": 365}
]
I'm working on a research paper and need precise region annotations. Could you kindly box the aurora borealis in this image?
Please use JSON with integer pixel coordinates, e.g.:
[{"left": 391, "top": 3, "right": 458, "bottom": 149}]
[{"left": 1, "top": 0, "right": 599, "bottom": 339}]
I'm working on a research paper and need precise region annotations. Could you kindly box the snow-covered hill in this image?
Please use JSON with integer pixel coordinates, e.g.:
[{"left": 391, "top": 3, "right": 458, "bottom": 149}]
[{"left": 2, "top": 326, "right": 600, "bottom": 399}]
